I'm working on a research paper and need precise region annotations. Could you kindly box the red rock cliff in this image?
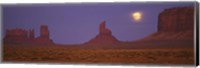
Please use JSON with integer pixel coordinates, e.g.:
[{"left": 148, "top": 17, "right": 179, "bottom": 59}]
[
  {"left": 4, "top": 25, "right": 54, "bottom": 44},
  {"left": 4, "top": 28, "right": 29, "bottom": 43},
  {"left": 158, "top": 7, "right": 194, "bottom": 32},
  {"left": 142, "top": 7, "right": 194, "bottom": 41}
]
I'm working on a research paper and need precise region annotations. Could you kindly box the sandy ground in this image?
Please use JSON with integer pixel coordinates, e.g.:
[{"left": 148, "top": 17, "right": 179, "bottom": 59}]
[{"left": 2, "top": 44, "right": 195, "bottom": 65}]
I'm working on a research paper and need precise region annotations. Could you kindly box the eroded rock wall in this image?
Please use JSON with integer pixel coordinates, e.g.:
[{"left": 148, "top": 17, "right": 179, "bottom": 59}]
[{"left": 142, "top": 7, "right": 194, "bottom": 41}]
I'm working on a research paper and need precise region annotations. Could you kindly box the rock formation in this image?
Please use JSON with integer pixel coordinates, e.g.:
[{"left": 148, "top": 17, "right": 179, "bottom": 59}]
[
  {"left": 99, "top": 21, "right": 112, "bottom": 35},
  {"left": 4, "top": 25, "right": 54, "bottom": 44},
  {"left": 142, "top": 7, "right": 194, "bottom": 41},
  {"left": 35, "top": 25, "right": 54, "bottom": 44},
  {"left": 4, "top": 28, "right": 29, "bottom": 43},
  {"left": 86, "top": 21, "right": 119, "bottom": 44},
  {"left": 29, "top": 29, "right": 35, "bottom": 39},
  {"left": 158, "top": 7, "right": 194, "bottom": 32},
  {"left": 40, "top": 25, "right": 50, "bottom": 38}
]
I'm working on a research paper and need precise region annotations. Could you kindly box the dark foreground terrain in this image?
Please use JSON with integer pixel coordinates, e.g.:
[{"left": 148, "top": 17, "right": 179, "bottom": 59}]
[{"left": 3, "top": 41, "right": 194, "bottom": 65}]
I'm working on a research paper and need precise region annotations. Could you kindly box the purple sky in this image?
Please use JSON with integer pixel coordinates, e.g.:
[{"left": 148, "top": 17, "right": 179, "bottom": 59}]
[{"left": 2, "top": 2, "right": 195, "bottom": 44}]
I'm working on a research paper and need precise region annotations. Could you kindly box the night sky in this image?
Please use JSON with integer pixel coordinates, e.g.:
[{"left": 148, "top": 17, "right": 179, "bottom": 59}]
[{"left": 2, "top": 2, "right": 195, "bottom": 44}]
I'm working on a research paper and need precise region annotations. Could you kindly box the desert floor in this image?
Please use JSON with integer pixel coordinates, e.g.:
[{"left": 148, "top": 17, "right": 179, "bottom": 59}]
[{"left": 2, "top": 43, "right": 195, "bottom": 66}]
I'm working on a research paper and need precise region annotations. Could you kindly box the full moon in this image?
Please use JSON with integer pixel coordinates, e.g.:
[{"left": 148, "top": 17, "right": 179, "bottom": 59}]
[{"left": 132, "top": 12, "right": 142, "bottom": 22}]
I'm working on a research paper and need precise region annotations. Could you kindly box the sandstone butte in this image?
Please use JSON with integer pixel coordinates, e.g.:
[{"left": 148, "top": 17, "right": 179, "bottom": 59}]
[
  {"left": 86, "top": 21, "right": 120, "bottom": 45},
  {"left": 4, "top": 25, "right": 54, "bottom": 44},
  {"left": 141, "top": 7, "right": 194, "bottom": 41}
]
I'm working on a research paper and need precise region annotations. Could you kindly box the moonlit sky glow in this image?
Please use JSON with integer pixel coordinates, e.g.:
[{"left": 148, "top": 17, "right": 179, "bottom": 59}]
[
  {"left": 2, "top": 2, "right": 195, "bottom": 44},
  {"left": 132, "top": 12, "right": 142, "bottom": 21}
]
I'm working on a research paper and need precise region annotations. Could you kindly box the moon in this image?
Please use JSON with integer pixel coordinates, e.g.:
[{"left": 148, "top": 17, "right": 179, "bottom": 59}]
[{"left": 132, "top": 12, "right": 142, "bottom": 22}]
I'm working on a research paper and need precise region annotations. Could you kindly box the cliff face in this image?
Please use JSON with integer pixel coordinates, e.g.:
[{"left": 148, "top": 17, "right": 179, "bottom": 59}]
[
  {"left": 4, "top": 25, "right": 54, "bottom": 44},
  {"left": 4, "top": 28, "right": 33, "bottom": 43},
  {"left": 158, "top": 7, "right": 194, "bottom": 32},
  {"left": 142, "top": 7, "right": 194, "bottom": 41},
  {"left": 86, "top": 21, "right": 119, "bottom": 44}
]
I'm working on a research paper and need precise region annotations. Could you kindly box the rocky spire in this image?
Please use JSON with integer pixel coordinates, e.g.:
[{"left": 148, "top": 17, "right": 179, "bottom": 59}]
[
  {"left": 40, "top": 25, "right": 49, "bottom": 38},
  {"left": 99, "top": 21, "right": 112, "bottom": 35},
  {"left": 35, "top": 25, "right": 54, "bottom": 44},
  {"left": 86, "top": 21, "right": 119, "bottom": 44}
]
